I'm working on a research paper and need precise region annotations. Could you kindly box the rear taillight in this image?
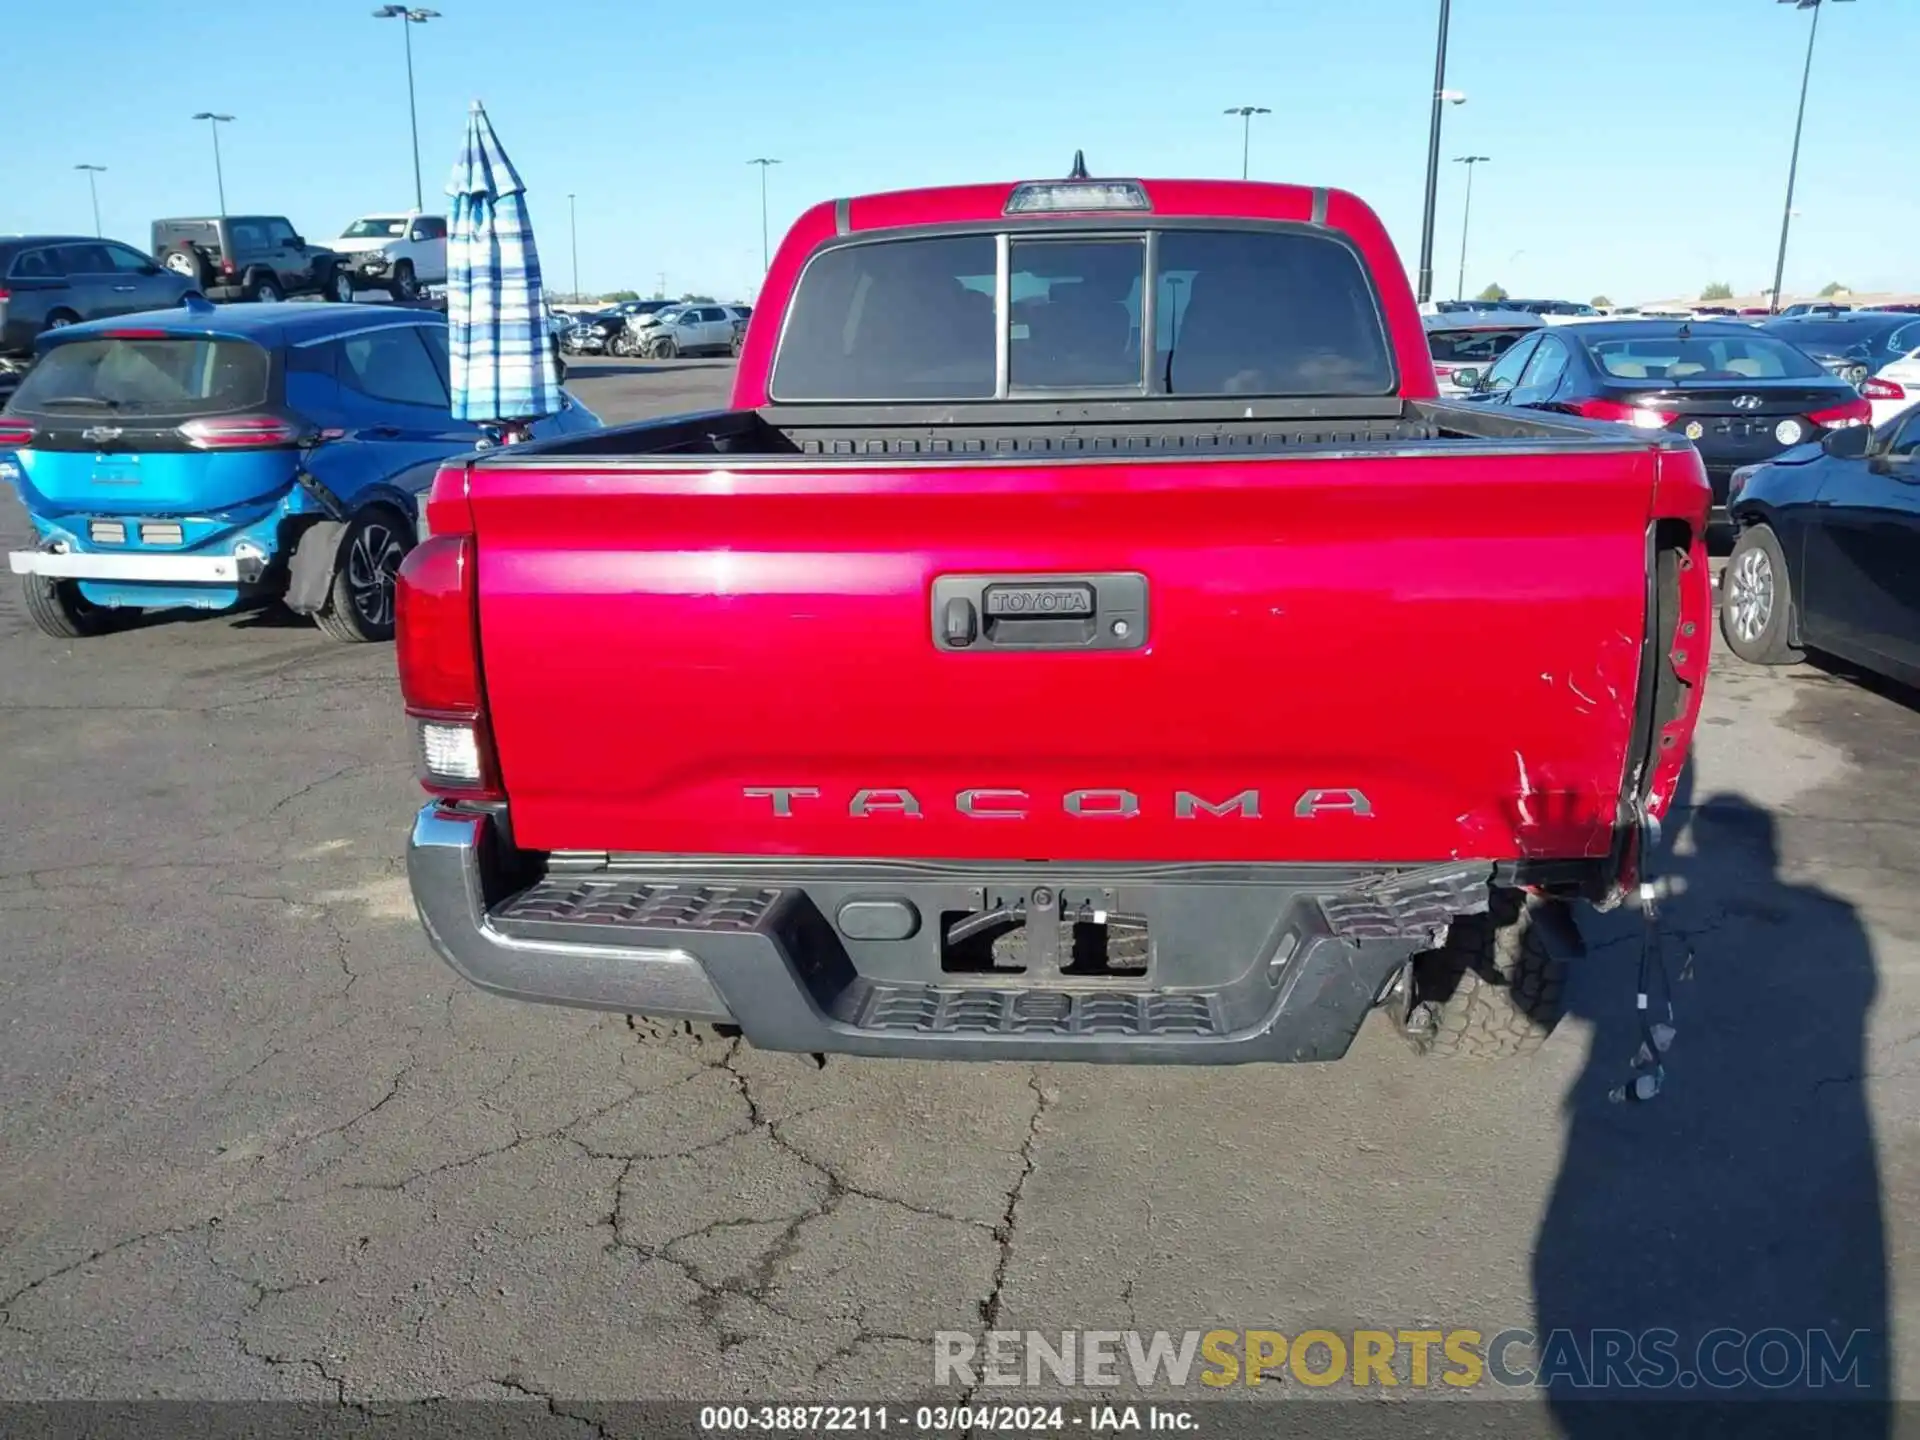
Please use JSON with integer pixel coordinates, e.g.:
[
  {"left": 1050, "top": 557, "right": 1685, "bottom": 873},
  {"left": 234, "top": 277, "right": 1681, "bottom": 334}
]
[
  {"left": 1861, "top": 376, "right": 1908, "bottom": 403},
  {"left": 177, "top": 415, "right": 304, "bottom": 449},
  {"left": 1574, "top": 398, "right": 1679, "bottom": 430},
  {"left": 396, "top": 531, "right": 500, "bottom": 800},
  {"left": 0, "top": 420, "right": 34, "bottom": 448},
  {"left": 0, "top": 288, "right": 10, "bottom": 303},
  {"left": 220, "top": 258, "right": 235, "bottom": 277},
  {"left": 1809, "top": 394, "right": 1872, "bottom": 428}
]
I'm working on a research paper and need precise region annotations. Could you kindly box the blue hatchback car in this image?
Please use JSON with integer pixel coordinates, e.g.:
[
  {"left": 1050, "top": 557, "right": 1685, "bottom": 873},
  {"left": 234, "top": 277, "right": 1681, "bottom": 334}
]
[{"left": 0, "top": 299, "right": 600, "bottom": 640}]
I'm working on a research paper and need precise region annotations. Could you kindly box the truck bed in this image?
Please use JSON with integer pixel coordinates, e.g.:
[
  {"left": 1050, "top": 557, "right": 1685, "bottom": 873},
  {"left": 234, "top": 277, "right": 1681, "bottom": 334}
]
[{"left": 478, "top": 397, "right": 1660, "bottom": 467}]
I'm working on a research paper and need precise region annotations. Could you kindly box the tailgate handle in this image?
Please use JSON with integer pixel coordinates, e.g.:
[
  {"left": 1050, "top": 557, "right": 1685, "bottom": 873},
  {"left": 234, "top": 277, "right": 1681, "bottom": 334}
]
[{"left": 931, "top": 573, "right": 1148, "bottom": 652}]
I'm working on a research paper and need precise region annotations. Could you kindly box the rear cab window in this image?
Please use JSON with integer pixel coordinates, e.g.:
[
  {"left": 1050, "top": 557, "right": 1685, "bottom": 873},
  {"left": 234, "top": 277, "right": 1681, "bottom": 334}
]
[
  {"left": 11, "top": 338, "right": 271, "bottom": 417},
  {"left": 769, "top": 226, "right": 1395, "bottom": 401}
]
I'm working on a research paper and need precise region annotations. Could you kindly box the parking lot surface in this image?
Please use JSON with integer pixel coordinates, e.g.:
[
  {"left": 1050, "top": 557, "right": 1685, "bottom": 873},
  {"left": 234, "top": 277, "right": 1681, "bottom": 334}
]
[{"left": 3, "top": 355, "right": 1918, "bottom": 1406}]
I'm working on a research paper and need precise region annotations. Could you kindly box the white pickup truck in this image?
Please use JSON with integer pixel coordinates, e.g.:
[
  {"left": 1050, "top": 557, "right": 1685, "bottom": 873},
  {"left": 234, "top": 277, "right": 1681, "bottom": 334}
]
[{"left": 332, "top": 211, "right": 448, "bottom": 300}]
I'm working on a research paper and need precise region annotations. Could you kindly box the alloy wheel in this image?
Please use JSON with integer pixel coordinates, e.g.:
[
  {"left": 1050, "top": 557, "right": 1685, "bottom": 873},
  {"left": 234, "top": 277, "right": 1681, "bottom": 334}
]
[
  {"left": 347, "top": 522, "right": 406, "bottom": 630},
  {"left": 1726, "top": 545, "right": 1775, "bottom": 645}
]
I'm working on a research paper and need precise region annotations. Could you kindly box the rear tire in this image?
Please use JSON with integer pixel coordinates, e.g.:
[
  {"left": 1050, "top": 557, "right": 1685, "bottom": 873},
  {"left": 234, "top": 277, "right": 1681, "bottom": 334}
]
[
  {"left": 44, "top": 309, "right": 81, "bottom": 333},
  {"left": 313, "top": 509, "right": 411, "bottom": 643},
  {"left": 1720, "top": 524, "right": 1804, "bottom": 665},
  {"left": 21, "top": 574, "right": 124, "bottom": 639},
  {"left": 1391, "top": 890, "right": 1568, "bottom": 1060},
  {"left": 247, "top": 274, "right": 285, "bottom": 304},
  {"left": 163, "top": 244, "right": 212, "bottom": 289}
]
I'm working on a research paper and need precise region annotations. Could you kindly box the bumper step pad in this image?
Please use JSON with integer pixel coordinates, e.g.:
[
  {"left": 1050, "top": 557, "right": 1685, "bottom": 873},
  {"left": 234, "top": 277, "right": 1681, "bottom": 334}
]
[
  {"left": 856, "top": 983, "right": 1220, "bottom": 1038},
  {"left": 494, "top": 877, "right": 781, "bottom": 934}
]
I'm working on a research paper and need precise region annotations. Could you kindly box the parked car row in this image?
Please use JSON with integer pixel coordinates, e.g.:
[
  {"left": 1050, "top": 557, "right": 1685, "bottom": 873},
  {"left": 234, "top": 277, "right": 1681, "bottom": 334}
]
[
  {"left": 558, "top": 301, "right": 752, "bottom": 359},
  {"left": 1427, "top": 306, "right": 1920, "bottom": 694},
  {"left": 1760, "top": 312, "right": 1920, "bottom": 394},
  {"left": 0, "top": 300, "right": 602, "bottom": 640},
  {"left": 2, "top": 209, "right": 455, "bottom": 372},
  {"left": 1454, "top": 319, "right": 1876, "bottom": 525}
]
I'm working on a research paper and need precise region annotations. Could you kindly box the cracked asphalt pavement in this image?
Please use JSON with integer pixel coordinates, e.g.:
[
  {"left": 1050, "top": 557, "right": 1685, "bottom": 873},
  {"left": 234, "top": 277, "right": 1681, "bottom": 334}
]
[{"left": 3, "top": 354, "right": 1919, "bottom": 1406}]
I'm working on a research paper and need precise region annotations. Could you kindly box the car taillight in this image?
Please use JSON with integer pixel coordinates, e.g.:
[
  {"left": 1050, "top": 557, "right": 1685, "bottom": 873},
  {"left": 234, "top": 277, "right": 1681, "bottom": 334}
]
[
  {"left": 177, "top": 415, "right": 304, "bottom": 449},
  {"left": 1861, "top": 376, "right": 1907, "bottom": 402},
  {"left": 0, "top": 420, "right": 34, "bottom": 448},
  {"left": 1808, "top": 394, "right": 1872, "bottom": 428},
  {"left": 220, "top": 258, "right": 235, "bottom": 277},
  {"left": 395, "top": 530, "right": 500, "bottom": 800},
  {"left": 1574, "top": 398, "right": 1679, "bottom": 430},
  {"left": 0, "top": 288, "right": 10, "bottom": 303}
]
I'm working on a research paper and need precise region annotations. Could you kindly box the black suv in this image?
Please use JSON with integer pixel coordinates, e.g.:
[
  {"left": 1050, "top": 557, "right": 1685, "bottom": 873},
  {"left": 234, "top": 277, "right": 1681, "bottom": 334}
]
[
  {"left": 1, "top": 235, "right": 198, "bottom": 358},
  {"left": 151, "top": 216, "right": 354, "bottom": 304}
]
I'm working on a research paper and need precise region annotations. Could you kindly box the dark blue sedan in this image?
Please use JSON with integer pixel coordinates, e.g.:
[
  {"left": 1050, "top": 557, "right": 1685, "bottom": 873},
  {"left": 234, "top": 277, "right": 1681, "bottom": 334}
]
[
  {"left": 0, "top": 299, "right": 599, "bottom": 640},
  {"left": 1720, "top": 407, "right": 1920, "bottom": 686}
]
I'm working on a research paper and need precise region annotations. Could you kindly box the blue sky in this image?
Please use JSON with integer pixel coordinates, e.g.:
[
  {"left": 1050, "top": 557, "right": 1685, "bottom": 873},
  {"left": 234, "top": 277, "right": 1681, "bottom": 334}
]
[{"left": 7, "top": 0, "right": 1912, "bottom": 305}]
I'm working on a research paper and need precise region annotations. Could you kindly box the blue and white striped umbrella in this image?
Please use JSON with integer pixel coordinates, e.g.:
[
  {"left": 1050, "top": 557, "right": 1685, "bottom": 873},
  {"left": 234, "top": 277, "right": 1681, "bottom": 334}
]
[{"left": 446, "top": 100, "right": 561, "bottom": 425}]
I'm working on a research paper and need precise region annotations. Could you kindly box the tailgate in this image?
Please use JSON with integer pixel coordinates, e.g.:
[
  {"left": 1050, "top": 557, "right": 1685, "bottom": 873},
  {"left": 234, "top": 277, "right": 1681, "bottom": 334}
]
[{"left": 469, "top": 449, "right": 1662, "bottom": 865}]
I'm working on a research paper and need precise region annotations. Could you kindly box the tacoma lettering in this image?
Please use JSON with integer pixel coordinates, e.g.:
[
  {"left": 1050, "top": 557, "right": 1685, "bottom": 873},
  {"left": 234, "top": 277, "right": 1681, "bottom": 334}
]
[{"left": 746, "top": 787, "right": 1372, "bottom": 818}]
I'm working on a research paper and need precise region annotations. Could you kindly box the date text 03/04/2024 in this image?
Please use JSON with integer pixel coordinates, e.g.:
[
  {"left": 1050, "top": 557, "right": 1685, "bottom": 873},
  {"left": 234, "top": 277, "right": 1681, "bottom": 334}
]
[{"left": 697, "top": 1404, "right": 1195, "bottom": 1432}]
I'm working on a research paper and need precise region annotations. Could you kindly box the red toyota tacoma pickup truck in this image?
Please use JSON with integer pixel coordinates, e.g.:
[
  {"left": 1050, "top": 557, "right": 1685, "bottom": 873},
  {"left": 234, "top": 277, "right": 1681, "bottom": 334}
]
[{"left": 397, "top": 167, "right": 1711, "bottom": 1064}]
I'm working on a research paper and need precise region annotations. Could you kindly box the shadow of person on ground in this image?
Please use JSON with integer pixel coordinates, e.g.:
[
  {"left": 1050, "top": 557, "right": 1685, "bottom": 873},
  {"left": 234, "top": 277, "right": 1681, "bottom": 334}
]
[{"left": 1532, "top": 762, "right": 1889, "bottom": 1436}]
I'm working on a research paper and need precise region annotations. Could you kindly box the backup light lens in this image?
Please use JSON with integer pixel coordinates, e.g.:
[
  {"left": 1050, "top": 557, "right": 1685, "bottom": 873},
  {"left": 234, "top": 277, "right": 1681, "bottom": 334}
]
[
  {"left": 1004, "top": 181, "right": 1151, "bottom": 214},
  {"left": 417, "top": 720, "right": 483, "bottom": 786}
]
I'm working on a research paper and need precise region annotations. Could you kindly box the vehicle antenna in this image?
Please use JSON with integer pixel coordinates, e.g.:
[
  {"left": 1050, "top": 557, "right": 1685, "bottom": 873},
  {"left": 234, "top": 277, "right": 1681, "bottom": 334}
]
[{"left": 1068, "top": 150, "right": 1089, "bottom": 180}]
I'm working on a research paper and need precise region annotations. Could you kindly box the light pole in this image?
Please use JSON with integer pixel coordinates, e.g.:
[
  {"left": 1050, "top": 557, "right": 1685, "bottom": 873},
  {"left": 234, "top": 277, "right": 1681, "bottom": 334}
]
[
  {"left": 1769, "top": 0, "right": 1853, "bottom": 314},
  {"left": 75, "top": 165, "right": 106, "bottom": 237},
  {"left": 567, "top": 192, "right": 580, "bottom": 301},
  {"left": 1222, "top": 106, "right": 1271, "bottom": 181},
  {"left": 372, "top": 7, "right": 440, "bottom": 213},
  {"left": 748, "top": 158, "right": 781, "bottom": 274},
  {"left": 1415, "top": 0, "right": 1470, "bottom": 303},
  {"left": 191, "top": 113, "right": 234, "bottom": 216},
  {"left": 1452, "top": 155, "right": 1490, "bottom": 301}
]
